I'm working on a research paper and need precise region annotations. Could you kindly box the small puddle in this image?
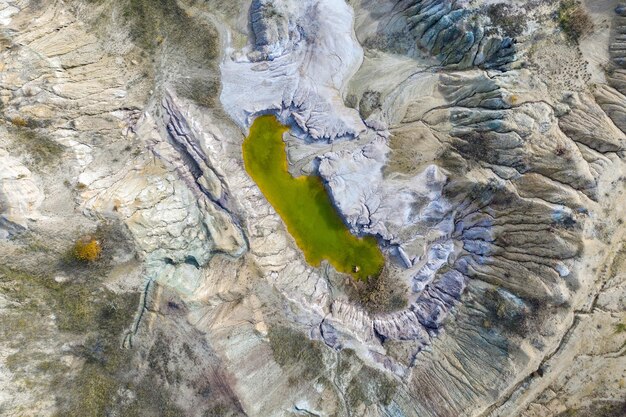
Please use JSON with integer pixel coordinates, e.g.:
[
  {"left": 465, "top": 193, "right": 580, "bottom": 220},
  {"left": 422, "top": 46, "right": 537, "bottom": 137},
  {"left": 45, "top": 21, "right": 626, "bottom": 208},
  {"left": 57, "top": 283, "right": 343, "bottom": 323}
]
[{"left": 242, "top": 115, "right": 384, "bottom": 280}]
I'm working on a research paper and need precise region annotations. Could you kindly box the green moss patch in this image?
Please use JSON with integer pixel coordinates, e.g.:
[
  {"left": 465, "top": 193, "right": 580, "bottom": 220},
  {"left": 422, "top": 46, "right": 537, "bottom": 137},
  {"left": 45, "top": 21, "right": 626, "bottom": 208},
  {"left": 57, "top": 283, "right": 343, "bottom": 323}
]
[{"left": 243, "top": 115, "right": 385, "bottom": 280}]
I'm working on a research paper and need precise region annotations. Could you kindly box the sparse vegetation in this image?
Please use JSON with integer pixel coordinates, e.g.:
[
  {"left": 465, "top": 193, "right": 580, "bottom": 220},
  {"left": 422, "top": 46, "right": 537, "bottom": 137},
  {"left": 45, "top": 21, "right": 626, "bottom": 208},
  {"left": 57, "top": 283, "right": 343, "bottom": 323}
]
[
  {"left": 359, "top": 90, "right": 381, "bottom": 119},
  {"left": 8, "top": 114, "right": 50, "bottom": 129},
  {"left": 615, "top": 322, "right": 626, "bottom": 334},
  {"left": 78, "top": 0, "right": 222, "bottom": 108},
  {"left": 0, "top": 262, "right": 141, "bottom": 416},
  {"left": 356, "top": 270, "right": 408, "bottom": 313},
  {"left": 483, "top": 287, "right": 532, "bottom": 336},
  {"left": 346, "top": 363, "right": 397, "bottom": 408},
  {"left": 385, "top": 128, "right": 438, "bottom": 176},
  {"left": 558, "top": 0, "right": 594, "bottom": 42},
  {"left": 486, "top": 3, "right": 527, "bottom": 38},
  {"left": 67, "top": 365, "right": 118, "bottom": 417},
  {"left": 175, "top": 76, "right": 219, "bottom": 108},
  {"left": 62, "top": 222, "right": 135, "bottom": 273},
  {"left": 262, "top": 3, "right": 282, "bottom": 19},
  {"left": 557, "top": 401, "right": 626, "bottom": 417},
  {"left": 345, "top": 93, "right": 358, "bottom": 109},
  {"left": 0, "top": 264, "right": 136, "bottom": 335},
  {"left": 204, "top": 405, "right": 231, "bottom": 417},
  {"left": 10, "top": 127, "right": 64, "bottom": 168},
  {"left": 64, "top": 330, "right": 182, "bottom": 417},
  {"left": 120, "top": 0, "right": 219, "bottom": 63},
  {"left": 268, "top": 325, "right": 325, "bottom": 381},
  {"left": 383, "top": 339, "right": 422, "bottom": 367},
  {"left": 0, "top": 262, "right": 188, "bottom": 416},
  {"left": 554, "top": 144, "right": 569, "bottom": 157}
]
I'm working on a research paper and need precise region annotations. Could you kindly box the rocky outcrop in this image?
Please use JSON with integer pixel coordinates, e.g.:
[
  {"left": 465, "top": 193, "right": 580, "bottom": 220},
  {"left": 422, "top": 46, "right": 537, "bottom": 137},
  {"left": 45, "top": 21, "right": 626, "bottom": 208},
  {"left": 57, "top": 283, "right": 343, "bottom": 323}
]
[
  {"left": 0, "top": 149, "right": 42, "bottom": 230},
  {"left": 157, "top": 93, "right": 247, "bottom": 258},
  {"left": 357, "top": 0, "right": 516, "bottom": 70},
  {"left": 433, "top": 74, "right": 596, "bottom": 190},
  {"left": 559, "top": 92, "right": 625, "bottom": 153},
  {"left": 609, "top": 3, "right": 626, "bottom": 89},
  {"left": 319, "top": 138, "right": 452, "bottom": 248},
  {"left": 248, "top": 0, "right": 293, "bottom": 61},
  {"left": 221, "top": 0, "right": 366, "bottom": 141},
  {"left": 374, "top": 270, "right": 465, "bottom": 341},
  {"left": 593, "top": 84, "right": 626, "bottom": 135}
]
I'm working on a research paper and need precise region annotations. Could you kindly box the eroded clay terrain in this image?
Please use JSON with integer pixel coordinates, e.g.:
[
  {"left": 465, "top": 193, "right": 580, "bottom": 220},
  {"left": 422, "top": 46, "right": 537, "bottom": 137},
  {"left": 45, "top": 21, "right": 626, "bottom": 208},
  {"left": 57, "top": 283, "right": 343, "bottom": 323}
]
[{"left": 0, "top": 0, "right": 625, "bottom": 416}]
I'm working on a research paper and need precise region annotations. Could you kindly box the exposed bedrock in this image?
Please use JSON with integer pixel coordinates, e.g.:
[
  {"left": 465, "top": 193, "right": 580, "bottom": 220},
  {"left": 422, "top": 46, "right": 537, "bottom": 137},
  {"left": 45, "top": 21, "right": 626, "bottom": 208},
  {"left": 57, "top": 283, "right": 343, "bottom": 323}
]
[
  {"left": 593, "top": 83, "right": 626, "bottom": 135},
  {"left": 318, "top": 138, "right": 452, "bottom": 247},
  {"left": 396, "top": 69, "right": 624, "bottom": 208},
  {"left": 608, "top": 3, "right": 626, "bottom": 91},
  {"left": 221, "top": 0, "right": 367, "bottom": 141},
  {"left": 84, "top": 1, "right": 626, "bottom": 414},
  {"left": 301, "top": 49, "right": 622, "bottom": 412},
  {"left": 450, "top": 175, "right": 582, "bottom": 304},
  {"left": 248, "top": 0, "right": 293, "bottom": 61},
  {"left": 302, "top": 67, "right": 601, "bottom": 390},
  {"left": 597, "top": 2, "right": 626, "bottom": 137},
  {"left": 446, "top": 103, "right": 595, "bottom": 190},
  {"left": 320, "top": 268, "right": 466, "bottom": 369},
  {"left": 355, "top": 0, "right": 516, "bottom": 70},
  {"left": 83, "top": 92, "right": 249, "bottom": 315},
  {"left": 157, "top": 93, "right": 248, "bottom": 258},
  {"left": 130, "top": 0, "right": 626, "bottom": 414},
  {"left": 560, "top": 91, "right": 625, "bottom": 153},
  {"left": 410, "top": 71, "right": 595, "bottom": 306},
  {"left": 373, "top": 269, "right": 466, "bottom": 341},
  {"left": 0, "top": 149, "right": 42, "bottom": 234}
]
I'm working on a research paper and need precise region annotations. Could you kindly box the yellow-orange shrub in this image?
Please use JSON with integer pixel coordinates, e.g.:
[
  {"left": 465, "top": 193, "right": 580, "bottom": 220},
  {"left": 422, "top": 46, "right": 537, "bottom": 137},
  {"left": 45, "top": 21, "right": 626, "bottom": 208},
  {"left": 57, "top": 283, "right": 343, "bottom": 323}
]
[
  {"left": 10, "top": 116, "right": 28, "bottom": 127},
  {"left": 73, "top": 238, "right": 102, "bottom": 262}
]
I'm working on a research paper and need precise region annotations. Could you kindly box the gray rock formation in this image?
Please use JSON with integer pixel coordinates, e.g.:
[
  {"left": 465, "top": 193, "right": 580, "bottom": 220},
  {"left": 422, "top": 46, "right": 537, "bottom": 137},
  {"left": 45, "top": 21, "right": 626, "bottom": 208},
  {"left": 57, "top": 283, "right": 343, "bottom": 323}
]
[
  {"left": 248, "top": 0, "right": 293, "bottom": 61},
  {"left": 356, "top": 0, "right": 517, "bottom": 69}
]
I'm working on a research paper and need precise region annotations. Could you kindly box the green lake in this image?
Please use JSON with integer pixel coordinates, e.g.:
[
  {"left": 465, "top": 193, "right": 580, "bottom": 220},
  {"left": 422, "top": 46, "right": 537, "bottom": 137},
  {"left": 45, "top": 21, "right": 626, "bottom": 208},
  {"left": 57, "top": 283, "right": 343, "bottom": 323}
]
[{"left": 242, "top": 115, "right": 384, "bottom": 280}]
